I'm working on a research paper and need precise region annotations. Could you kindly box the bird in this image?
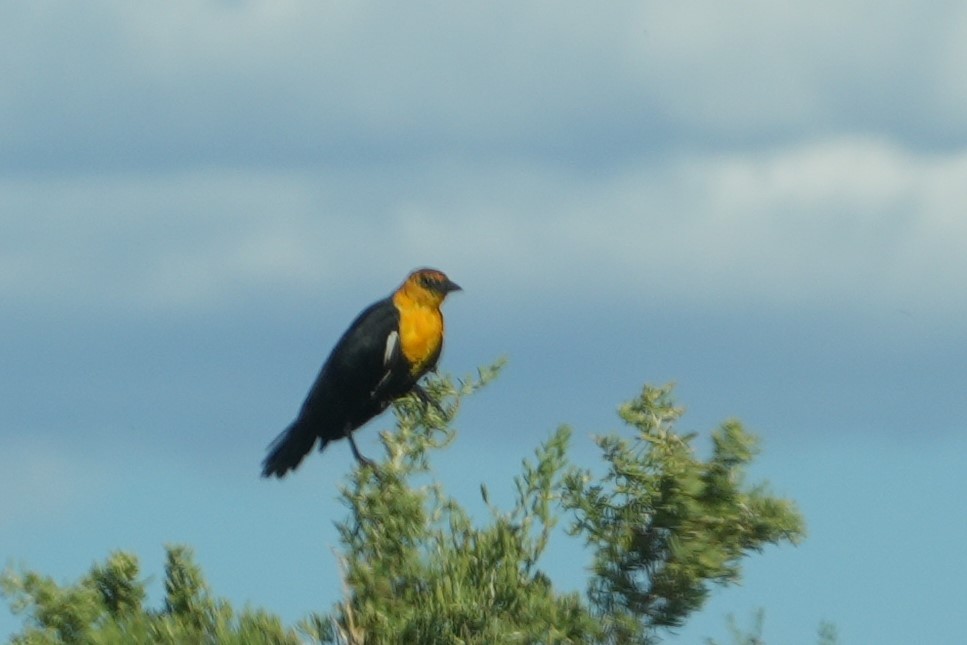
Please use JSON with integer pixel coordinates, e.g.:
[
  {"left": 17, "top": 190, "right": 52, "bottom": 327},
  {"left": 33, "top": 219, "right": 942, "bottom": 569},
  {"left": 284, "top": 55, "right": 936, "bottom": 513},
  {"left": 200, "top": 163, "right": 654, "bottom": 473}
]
[{"left": 261, "top": 268, "right": 462, "bottom": 478}]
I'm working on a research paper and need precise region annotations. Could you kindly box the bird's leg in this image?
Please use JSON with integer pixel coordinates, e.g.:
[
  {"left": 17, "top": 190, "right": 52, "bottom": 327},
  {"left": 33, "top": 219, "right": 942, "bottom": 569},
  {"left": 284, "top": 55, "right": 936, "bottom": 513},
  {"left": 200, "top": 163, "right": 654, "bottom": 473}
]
[{"left": 346, "top": 430, "right": 374, "bottom": 468}]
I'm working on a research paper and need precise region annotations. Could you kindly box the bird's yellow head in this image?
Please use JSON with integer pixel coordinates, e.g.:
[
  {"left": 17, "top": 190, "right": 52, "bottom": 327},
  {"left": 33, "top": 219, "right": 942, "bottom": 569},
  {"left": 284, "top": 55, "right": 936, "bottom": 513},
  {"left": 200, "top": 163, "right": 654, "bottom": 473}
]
[{"left": 396, "top": 268, "right": 462, "bottom": 308}]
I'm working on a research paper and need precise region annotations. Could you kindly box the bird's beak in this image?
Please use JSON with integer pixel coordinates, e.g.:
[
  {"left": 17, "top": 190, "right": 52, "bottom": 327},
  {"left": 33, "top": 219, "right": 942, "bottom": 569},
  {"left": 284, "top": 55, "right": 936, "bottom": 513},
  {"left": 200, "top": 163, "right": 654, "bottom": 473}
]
[{"left": 444, "top": 279, "right": 462, "bottom": 293}]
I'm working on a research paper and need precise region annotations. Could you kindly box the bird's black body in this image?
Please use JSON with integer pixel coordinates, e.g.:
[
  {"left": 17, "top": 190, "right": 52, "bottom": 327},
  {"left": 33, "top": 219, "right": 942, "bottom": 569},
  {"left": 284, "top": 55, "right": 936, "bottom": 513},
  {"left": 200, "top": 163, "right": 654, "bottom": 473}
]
[{"left": 261, "top": 269, "right": 459, "bottom": 478}]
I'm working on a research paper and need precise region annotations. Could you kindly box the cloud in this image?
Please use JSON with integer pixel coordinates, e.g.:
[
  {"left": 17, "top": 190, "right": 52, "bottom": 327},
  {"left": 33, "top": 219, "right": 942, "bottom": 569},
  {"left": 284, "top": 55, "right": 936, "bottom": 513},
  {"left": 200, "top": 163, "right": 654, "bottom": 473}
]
[
  {"left": 634, "top": 1, "right": 967, "bottom": 144},
  {"left": 0, "top": 2, "right": 644, "bottom": 170},
  {"left": 2, "top": 1, "right": 965, "bottom": 174},
  {"left": 2, "top": 3, "right": 964, "bottom": 336},
  {"left": 0, "top": 171, "right": 310, "bottom": 314},
  {"left": 322, "top": 139, "right": 967, "bottom": 323},
  {"left": 3, "top": 138, "right": 965, "bottom": 330},
  {"left": 606, "top": 138, "right": 967, "bottom": 317},
  {"left": 0, "top": 168, "right": 408, "bottom": 316}
]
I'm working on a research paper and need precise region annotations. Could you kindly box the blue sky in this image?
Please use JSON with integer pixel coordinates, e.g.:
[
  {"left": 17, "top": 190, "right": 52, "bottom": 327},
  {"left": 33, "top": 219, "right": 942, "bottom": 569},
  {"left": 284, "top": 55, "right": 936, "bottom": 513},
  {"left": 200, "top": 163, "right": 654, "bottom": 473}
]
[{"left": 2, "top": 2, "right": 966, "bottom": 643}]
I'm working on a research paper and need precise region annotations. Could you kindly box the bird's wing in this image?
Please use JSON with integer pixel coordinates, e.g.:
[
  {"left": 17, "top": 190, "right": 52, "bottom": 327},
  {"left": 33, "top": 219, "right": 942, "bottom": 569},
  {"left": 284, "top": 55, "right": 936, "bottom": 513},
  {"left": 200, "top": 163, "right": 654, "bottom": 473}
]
[
  {"left": 319, "top": 297, "right": 407, "bottom": 403},
  {"left": 261, "top": 299, "right": 401, "bottom": 477}
]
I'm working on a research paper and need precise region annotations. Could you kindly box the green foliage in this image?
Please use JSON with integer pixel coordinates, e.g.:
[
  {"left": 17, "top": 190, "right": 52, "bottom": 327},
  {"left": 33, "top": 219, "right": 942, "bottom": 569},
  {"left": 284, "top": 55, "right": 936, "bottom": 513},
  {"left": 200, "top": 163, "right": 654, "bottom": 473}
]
[
  {"left": 817, "top": 620, "right": 839, "bottom": 645},
  {"left": 317, "top": 360, "right": 602, "bottom": 644},
  {"left": 1, "top": 546, "right": 300, "bottom": 644},
  {"left": 706, "top": 609, "right": 766, "bottom": 645},
  {"left": 318, "top": 369, "right": 805, "bottom": 644},
  {"left": 704, "top": 609, "right": 838, "bottom": 645},
  {"left": 562, "top": 384, "right": 806, "bottom": 643},
  {"left": 3, "top": 363, "right": 810, "bottom": 644}
]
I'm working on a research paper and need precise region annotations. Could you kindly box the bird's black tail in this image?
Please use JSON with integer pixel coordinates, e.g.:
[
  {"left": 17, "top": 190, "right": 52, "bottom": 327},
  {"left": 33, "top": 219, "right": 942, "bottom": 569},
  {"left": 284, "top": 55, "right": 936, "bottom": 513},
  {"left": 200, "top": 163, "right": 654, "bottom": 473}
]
[{"left": 261, "top": 418, "right": 324, "bottom": 478}]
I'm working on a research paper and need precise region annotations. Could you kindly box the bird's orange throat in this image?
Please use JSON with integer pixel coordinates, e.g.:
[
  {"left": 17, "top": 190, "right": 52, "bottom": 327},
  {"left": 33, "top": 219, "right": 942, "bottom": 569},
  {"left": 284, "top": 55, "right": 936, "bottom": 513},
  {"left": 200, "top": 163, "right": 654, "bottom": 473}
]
[{"left": 393, "top": 291, "right": 445, "bottom": 374}]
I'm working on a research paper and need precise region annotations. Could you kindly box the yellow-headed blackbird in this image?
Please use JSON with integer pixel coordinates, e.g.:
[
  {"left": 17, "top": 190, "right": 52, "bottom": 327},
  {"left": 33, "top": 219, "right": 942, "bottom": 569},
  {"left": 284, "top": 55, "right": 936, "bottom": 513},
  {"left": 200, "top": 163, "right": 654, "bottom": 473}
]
[{"left": 261, "top": 268, "right": 461, "bottom": 477}]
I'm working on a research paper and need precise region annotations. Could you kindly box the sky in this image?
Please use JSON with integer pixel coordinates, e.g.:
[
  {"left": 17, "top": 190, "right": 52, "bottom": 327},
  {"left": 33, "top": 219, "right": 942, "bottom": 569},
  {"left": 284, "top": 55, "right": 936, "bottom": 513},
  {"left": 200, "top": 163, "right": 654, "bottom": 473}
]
[{"left": 2, "top": 1, "right": 966, "bottom": 642}]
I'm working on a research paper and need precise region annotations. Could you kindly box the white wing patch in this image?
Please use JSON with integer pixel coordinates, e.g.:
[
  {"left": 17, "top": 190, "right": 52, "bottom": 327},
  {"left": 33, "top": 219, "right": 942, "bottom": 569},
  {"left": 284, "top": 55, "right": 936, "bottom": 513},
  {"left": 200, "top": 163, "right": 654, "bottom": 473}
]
[
  {"left": 370, "top": 331, "right": 399, "bottom": 400},
  {"left": 384, "top": 330, "right": 399, "bottom": 366}
]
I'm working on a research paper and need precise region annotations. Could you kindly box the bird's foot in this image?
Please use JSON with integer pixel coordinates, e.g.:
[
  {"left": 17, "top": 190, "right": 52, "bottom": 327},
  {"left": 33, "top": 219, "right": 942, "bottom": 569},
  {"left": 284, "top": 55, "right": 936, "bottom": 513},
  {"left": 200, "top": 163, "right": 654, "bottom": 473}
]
[
  {"left": 412, "top": 383, "right": 445, "bottom": 415},
  {"left": 348, "top": 433, "right": 376, "bottom": 469}
]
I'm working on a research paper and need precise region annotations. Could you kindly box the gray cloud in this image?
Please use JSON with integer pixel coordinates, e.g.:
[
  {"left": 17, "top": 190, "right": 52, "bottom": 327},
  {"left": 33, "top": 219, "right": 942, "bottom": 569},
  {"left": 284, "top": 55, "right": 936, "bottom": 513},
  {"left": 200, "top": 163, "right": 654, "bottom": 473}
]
[
  {"left": 635, "top": 1, "right": 967, "bottom": 144},
  {"left": 2, "top": 1, "right": 965, "bottom": 174},
  {"left": 4, "top": 137, "right": 965, "bottom": 335}
]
